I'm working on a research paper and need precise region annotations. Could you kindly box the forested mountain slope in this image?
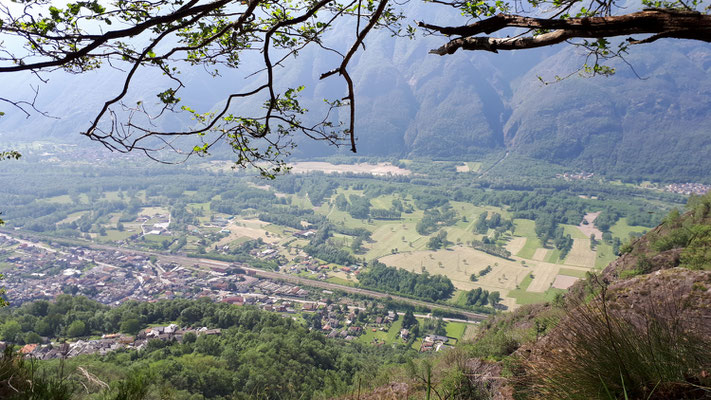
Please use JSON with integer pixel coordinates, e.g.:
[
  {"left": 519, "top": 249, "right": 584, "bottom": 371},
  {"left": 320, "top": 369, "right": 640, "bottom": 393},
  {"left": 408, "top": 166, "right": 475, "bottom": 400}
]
[{"left": 1, "top": 4, "right": 710, "bottom": 182}]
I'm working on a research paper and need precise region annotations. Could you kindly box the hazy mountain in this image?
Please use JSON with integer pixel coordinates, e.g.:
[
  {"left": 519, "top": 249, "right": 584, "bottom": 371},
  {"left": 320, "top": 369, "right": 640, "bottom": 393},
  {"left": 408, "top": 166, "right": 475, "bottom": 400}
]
[{"left": 1, "top": 6, "right": 710, "bottom": 182}]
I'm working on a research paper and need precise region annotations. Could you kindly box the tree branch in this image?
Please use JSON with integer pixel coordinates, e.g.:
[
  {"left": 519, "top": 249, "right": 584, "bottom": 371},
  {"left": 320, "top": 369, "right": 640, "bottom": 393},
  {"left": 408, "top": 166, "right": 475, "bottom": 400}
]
[{"left": 421, "top": 9, "right": 711, "bottom": 55}]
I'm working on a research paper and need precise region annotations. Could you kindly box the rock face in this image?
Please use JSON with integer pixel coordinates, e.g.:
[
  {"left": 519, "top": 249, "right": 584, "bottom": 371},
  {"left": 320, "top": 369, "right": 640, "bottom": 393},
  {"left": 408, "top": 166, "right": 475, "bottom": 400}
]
[{"left": 518, "top": 268, "right": 711, "bottom": 397}]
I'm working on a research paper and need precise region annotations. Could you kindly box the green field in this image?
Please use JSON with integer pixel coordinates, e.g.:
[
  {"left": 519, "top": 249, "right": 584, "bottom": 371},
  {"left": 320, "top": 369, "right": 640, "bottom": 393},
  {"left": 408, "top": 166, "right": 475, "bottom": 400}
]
[
  {"left": 143, "top": 234, "right": 174, "bottom": 243},
  {"left": 96, "top": 229, "right": 133, "bottom": 242},
  {"left": 324, "top": 207, "right": 372, "bottom": 230},
  {"left": 365, "top": 221, "right": 427, "bottom": 259},
  {"left": 445, "top": 321, "right": 468, "bottom": 341},
  {"left": 513, "top": 219, "right": 544, "bottom": 259},
  {"left": 467, "top": 162, "right": 482, "bottom": 172},
  {"left": 357, "top": 319, "right": 404, "bottom": 345},
  {"left": 557, "top": 268, "right": 589, "bottom": 278},
  {"left": 44, "top": 194, "right": 84, "bottom": 204},
  {"left": 563, "top": 224, "right": 588, "bottom": 239},
  {"left": 517, "top": 237, "right": 543, "bottom": 259},
  {"left": 326, "top": 276, "right": 353, "bottom": 286},
  {"left": 451, "top": 290, "right": 469, "bottom": 307},
  {"left": 544, "top": 248, "right": 562, "bottom": 263},
  {"left": 509, "top": 286, "right": 564, "bottom": 305},
  {"left": 507, "top": 273, "right": 560, "bottom": 304},
  {"left": 369, "top": 194, "right": 397, "bottom": 209},
  {"left": 290, "top": 195, "right": 315, "bottom": 209},
  {"left": 56, "top": 211, "right": 88, "bottom": 225},
  {"left": 609, "top": 218, "right": 649, "bottom": 240},
  {"left": 595, "top": 242, "right": 618, "bottom": 269},
  {"left": 102, "top": 191, "right": 124, "bottom": 201}
]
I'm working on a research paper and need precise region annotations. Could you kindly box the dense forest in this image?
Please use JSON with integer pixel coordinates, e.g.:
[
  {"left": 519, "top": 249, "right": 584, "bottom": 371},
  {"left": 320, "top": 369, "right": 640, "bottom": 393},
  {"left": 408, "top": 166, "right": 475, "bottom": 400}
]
[
  {"left": 357, "top": 261, "right": 455, "bottom": 302},
  {"left": 0, "top": 296, "right": 413, "bottom": 399}
]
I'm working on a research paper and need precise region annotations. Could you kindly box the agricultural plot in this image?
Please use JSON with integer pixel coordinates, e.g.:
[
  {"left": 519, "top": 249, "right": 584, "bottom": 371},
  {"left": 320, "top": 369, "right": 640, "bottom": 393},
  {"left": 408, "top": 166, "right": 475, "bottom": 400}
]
[
  {"left": 526, "top": 262, "right": 562, "bottom": 292},
  {"left": 508, "top": 273, "right": 565, "bottom": 305},
  {"left": 139, "top": 207, "right": 169, "bottom": 216},
  {"left": 467, "top": 162, "right": 482, "bottom": 172},
  {"left": 460, "top": 324, "right": 478, "bottom": 341},
  {"left": 102, "top": 191, "right": 125, "bottom": 201},
  {"left": 532, "top": 248, "right": 549, "bottom": 261},
  {"left": 595, "top": 242, "right": 618, "bottom": 269},
  {"left": 442, "top": 225, "right": 479, "bottom": 247},
  {"left": 564, "top": 239, "right": 596, "bottom": 268},
  {"left": 379, "top": 246, "right": 532, "bottom": 309},
  {"left": 44, "top": 194, "right": 74, "bottom": 204},
  {"left": 517, "top": 238, "right": 543, "bottom": 259},
  {"left": 216, "top": 219, "right": 280, "bottom": 246},
  {"left": 365, "top": 222, "right": 427, "bottom": 259},
  {"left": 544, "top": 248, "right": 562, "bottom": 263},
  {"left": 505, "top": 237, "right": 527, "bottom": 256},
  {"left": 450, "top": 202, "right": 511, "bottom": 221},
  {"left": 289, "top": 161, "right": 411, "bottom": 176},
  {"left": 563, "top": 224, "right": 588, "bottom": 239},
  {"left": 609, "top": 218, "right": 649, "bottom": 240},
  {"left": 289, "top": 195, "right": 315, "bottom": 210},
  {"left": 557, "top": 268, "right": 589, "bottom": 278},
  {"left": 551, "top": 275, "right": 579, "bottom": 289},
  {"left": 143, "top": 234, "right": 174, "bottom": 243},
  {"left": 96, "top": 229, "right": 133, "bottom": 243},
  {"left": 56, "top": 211, "right": 88, "bottom": 225},
  {"left": 324, "top": 207, "right": 373, "bottom": 230},
  {"left": 513, "top": 219, "right": 543, "bottom": 259},
  {"left": 369, "top": 194, "right": 398, "bottom": 209}
]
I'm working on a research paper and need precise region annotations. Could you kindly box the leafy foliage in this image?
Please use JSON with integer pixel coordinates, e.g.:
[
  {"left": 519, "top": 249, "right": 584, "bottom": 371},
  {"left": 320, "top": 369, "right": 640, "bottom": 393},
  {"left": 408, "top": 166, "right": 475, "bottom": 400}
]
[
  {"left": 0, "top": 297, "right": 413, "bottom": 399},
  {"left": 357, "top": 261, "right": 455, "bottom": 302}
]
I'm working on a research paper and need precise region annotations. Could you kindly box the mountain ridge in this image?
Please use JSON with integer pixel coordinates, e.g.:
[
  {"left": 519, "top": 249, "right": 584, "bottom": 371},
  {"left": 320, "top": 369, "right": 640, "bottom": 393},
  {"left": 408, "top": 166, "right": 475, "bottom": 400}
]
[{"left": 1, "top": 21, "right": 709, "bottom": 182}]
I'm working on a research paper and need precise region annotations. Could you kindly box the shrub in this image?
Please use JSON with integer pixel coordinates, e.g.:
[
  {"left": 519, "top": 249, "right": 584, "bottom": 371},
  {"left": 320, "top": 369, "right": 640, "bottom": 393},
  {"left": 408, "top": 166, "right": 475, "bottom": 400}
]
[{"left": 522, "top": 278, "right": 711, "bottom": 399}]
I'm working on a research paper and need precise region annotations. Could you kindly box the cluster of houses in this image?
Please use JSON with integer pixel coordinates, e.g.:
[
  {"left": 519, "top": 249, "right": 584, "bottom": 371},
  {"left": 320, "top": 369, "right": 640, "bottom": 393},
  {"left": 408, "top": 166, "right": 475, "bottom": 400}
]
[
  {"left": 254, "top": 280, "right": 308, "bottom": 297},
  {"left": 0, "top": 238, "right": 314, "bottom": 308},
  {"left": 307, "top": 304, "right": 400, "bottom": 341},
  {"left": 137, "top": 213, "right": 172, "bottom": 236},
  {"left": 555, "top": 172, "right": 595, "bottom": 181},
  {"left": 7, "top": 324, "right": 222, "bottom": 360},
  {"left": 283, "top": 256, "right": 362, "bottom": 278},
  {"left": 665, "top": 182, "right": 711, "bottom": 196},
  {"left": 420, "top": 335, "right": 453, "bottom": 352}
]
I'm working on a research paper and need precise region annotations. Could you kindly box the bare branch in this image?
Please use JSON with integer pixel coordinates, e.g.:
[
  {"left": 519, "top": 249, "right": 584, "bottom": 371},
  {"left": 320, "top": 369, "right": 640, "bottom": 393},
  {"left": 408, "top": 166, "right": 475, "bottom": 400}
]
[{"left": 423, "top": 10, "right": 711, "bottom": 55}]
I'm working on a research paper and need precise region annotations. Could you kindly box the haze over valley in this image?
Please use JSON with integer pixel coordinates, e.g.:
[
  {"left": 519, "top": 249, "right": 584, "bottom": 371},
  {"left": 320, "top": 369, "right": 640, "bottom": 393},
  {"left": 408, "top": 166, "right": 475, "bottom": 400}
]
[{"left": 0, "top": 0, "right": 710, "bottom": 398}]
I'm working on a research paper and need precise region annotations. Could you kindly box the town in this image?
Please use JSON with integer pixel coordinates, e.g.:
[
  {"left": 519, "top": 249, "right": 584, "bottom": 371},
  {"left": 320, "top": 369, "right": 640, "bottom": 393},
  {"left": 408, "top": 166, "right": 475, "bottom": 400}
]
[{"left": 0, "top": 234, "right": 469, "bottom": 358}]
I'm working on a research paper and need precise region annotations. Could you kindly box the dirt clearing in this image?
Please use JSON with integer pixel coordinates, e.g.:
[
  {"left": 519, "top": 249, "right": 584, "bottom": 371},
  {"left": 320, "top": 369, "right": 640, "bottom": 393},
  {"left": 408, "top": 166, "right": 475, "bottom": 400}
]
[
  {"left": 552, "top": 274, "right": 579, "bottom": 289},
  {"left": 577, "top": 212, "right": 603, "bottom": 240},
  {"left": 290, "top": 162, "right": 410, "bottom": 176},
  {"left": 216, "top": 219, "right": 280, "bottom": 246}
]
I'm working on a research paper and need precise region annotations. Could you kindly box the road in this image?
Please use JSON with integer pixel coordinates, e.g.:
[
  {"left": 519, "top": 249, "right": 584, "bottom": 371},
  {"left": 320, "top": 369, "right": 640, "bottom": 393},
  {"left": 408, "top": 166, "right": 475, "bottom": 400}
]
[
  {"left": 256, "top": 294, "right": 477, "bottom": 324},
  {"left": 194, "top": 258, "right": 487, "bottom": 321},
  {"left": 479, "top": 151, "right": 509, "bottom": 177},
  {"left": 0, "top": 231, "right": 488, "bottom": 322}
]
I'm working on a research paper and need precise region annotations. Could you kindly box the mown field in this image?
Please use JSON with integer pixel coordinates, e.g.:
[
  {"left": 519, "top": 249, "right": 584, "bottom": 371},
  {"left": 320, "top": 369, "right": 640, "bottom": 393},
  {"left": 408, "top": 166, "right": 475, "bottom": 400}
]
[
  {"left": 18, "top": 157, "right": 663, "bottom": 312},
  {"left": 71, "top": 185, "right": 653, "bottom": 310}
]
